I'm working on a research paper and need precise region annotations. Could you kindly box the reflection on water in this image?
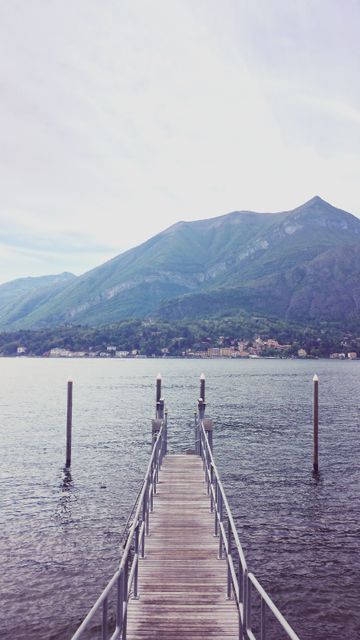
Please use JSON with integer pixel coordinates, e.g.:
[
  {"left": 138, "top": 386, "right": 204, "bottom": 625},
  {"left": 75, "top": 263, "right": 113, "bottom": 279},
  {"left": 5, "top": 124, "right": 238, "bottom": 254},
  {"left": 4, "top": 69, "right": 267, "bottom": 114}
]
[
  {"left": 54, "top": 468, "right": 76, "bottom": 524},
  {"left": 1, "top": 357, "right": 360, "bottom": 640}
]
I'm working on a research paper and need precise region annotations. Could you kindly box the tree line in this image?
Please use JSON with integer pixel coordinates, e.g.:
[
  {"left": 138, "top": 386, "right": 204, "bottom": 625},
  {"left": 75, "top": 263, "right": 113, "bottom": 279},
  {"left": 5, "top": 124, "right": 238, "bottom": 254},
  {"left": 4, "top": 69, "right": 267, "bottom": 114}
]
[{"left": 0, "top": 314, "right": 358, "bottom": 357}]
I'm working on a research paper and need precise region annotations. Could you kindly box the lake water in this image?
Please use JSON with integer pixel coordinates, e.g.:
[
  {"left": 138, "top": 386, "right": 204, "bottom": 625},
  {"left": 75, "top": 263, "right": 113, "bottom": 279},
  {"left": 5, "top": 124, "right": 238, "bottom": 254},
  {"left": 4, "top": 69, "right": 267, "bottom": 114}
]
[{"left": 1, "top": 357, "right": 359, "bottom": 640}]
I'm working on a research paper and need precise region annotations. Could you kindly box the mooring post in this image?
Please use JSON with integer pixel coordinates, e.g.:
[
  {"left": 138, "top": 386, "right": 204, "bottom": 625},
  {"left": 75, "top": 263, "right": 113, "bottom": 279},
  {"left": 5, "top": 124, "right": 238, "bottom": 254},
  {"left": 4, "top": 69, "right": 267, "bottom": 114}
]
[
  {"left": 198, "top": 373, "right": 206, "bottom": 420},
  {"left": 198, "top": 398, "right": 206, "bottom": 420},
  {"left": 197, "top": 375, "right": 208, "bottom": 457},
  {"left": 200, "top": 373, "right": 206, "bottom": 404},
  {"left": 66, "top": 378, "right": 73, "bottom": 468},
  {"left": 156, "top": 374, "right": 162, "bottom": 418},
  {"left": 313, "top": 374, "right": 319, "bottom": 474}
]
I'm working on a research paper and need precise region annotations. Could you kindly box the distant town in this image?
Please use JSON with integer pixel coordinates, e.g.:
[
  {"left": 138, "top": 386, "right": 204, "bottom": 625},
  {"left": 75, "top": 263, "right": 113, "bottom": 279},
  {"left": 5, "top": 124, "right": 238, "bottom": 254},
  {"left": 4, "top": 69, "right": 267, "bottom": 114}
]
[
  {"left": 12, "top": 336, "right": 358, "bottom": 360},
  {"left": 1, "top": 316, "right": 359, "bottom": 360}
]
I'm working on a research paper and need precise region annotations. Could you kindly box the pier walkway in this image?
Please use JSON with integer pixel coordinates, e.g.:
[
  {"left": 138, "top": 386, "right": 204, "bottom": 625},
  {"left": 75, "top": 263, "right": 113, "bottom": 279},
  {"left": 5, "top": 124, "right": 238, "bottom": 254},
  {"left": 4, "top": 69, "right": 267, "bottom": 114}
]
[
  {"left": 126, "top": 454, "right": 238, "bottom": 639},
  {"left": 71, "top": 381, "right": 301, "bottom": 640}
]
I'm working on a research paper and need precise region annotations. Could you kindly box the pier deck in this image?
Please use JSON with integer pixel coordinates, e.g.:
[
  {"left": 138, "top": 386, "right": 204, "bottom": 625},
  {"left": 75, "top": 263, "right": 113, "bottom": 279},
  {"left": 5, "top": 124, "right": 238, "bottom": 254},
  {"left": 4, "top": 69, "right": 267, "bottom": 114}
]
[
  {"left": 126, "top": 454, "right": 239, "bottom": 639},
  {"left": 71, "top": 389, "right": 301, "bottom": 640}
]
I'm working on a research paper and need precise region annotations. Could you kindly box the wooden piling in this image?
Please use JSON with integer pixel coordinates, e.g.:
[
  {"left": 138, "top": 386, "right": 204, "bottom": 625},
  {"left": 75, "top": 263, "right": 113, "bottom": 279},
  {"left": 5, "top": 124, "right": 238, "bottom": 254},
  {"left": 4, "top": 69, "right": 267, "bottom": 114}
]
[
  {"left": 156, "top": 374, "right": 162, "bottom": 403},
  {"left": 198, "top": 397, "right": 206, "bottom": 420},
  {"left": 200, "top": 372, "right": 206, "bottom": 403},
  {"left": 313, "top": 374, "right": 319, "bottom": 474},
  {"left": 156, "top": 374, "right": 162, "bottom": 419},
  {"left": 66, "top": 379, "right": 73, "bottom": 468},
  {"left": 158, "top": 399, "right": 164, "bottom": 420}
]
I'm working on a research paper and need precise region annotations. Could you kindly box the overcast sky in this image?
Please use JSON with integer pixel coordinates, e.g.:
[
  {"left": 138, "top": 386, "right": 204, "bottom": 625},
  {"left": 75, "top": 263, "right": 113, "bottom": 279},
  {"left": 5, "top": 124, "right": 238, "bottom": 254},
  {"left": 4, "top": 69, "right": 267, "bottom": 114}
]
[{"left": 0, "top": 0, "right": 359, "bottom": 283}]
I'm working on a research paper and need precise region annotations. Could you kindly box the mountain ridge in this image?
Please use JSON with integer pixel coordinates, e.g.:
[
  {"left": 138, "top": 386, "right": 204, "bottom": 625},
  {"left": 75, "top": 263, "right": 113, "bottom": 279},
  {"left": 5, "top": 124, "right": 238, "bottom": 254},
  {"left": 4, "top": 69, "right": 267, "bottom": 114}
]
[
  {"left": 0, "top": 272, "right": 76, "bottom": 328},
  {"left": 1, "top": 197, "right": 360, "bottom": 330}
]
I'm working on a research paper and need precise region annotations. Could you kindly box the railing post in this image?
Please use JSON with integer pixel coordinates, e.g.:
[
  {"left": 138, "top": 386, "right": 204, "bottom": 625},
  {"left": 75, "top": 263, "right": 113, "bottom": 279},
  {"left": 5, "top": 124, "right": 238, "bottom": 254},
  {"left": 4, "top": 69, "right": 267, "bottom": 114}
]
[
  {"left": 117, "top": 569, "right": 124, "bottom": 635},
  {"left": 123, "top": 560, "right": 128, "bottom": 640},
  {"left": 243, "top": 569, "right": 248, "bottom": 636},
  {"left": 239, "top": 610, "right": 244, "bottom": 640},
  {"left": 164, "top": 409, "right": 168, "bottom": 456},
  {"left": 155, "top": 438, "right": 160, "bottom": 486},
  {"left": 218, "top": 491, "right": 223, "bottom": 559},
  {"left": 194, "top": 410, "right": 198, "bottom": 454},
  {"left": 152, "top": 418, "right": 162, "bottom": 450},
  {"left": 145, "top": 477, "right": 150, "bottom": 535},
  {"left": 150, "top": 470, "right": 154, "bottom": 512},
  {"left": 238, "top": 558, "right": 244, "bottom": 640},
  {"left": 261, "top": 596, "right": 266, "bottom": 640},
  {"left": 102, "top": 596, "right": 108, "bottom": 640},
  {"left": 142, "top": 486, "right": 147, "bottom": 557},
  {"left": 153, "top": 457, "right": 158, "bottom": 495},
  {"left": 227, "top": 516, "right": 232, "bottom": 599},
  {"left": 210, "top": 465, "right": 214, "bottom": 512},
  {"left": 238, "top": 557, "right": 243, "bottom": 603},
  {"left": 203, "top": 418, "right": 214, "bottom": 454},
  {"left": 214, "top": 478, "right": 219, "bottom": 536},
  {"left": 246, "top": 572, "right": 251, "bottom": 636},
  {"left": 133, "top": 523, "right": 139, "bottom": 599}
]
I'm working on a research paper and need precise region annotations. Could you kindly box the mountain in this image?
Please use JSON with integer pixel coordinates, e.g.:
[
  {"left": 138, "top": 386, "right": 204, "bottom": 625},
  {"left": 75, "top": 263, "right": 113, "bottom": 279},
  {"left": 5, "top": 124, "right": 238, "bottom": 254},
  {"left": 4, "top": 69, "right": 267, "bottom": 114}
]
[
  {"left": 160, "top": 197, "right": 360, "bottom": 322},
  {"left": 0, "top": 272, "right": 76, "bottom": 328},
  {"left": 1, "top": 197, "right": 360, "bottom": 330}
]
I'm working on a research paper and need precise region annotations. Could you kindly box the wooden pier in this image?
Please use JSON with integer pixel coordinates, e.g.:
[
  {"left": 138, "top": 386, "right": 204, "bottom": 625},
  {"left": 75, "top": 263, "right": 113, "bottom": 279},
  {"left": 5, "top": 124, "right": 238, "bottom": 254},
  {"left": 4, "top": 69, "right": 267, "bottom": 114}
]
[
  {"left": 71, "top": 376, "right": 301, "bottom": 640},
  {"left": 126, "top": 454, "right": 239, "bottom": 639}
]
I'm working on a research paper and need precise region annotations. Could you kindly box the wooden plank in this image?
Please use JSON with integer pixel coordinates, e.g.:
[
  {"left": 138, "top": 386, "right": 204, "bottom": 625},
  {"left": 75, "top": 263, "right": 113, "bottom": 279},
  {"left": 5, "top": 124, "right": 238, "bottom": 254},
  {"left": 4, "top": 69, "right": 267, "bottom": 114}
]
[{"left": 127, "top": 454, "right": 239, "bottom": 640}]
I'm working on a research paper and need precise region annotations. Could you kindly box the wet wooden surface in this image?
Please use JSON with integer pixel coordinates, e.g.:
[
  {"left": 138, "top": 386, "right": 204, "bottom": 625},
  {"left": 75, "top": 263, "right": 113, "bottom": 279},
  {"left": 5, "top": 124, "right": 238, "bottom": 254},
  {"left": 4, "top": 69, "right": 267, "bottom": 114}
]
[{"left": 127, "top": 454, "right": 239, "bottom": 639}]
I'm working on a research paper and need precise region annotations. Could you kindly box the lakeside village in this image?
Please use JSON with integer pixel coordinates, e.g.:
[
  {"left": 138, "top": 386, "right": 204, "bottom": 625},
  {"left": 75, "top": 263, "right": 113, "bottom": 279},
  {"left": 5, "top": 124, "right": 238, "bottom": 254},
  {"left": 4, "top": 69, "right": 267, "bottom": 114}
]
[{"left": 13, "top": 337, "right": 358, "bottom": 360}]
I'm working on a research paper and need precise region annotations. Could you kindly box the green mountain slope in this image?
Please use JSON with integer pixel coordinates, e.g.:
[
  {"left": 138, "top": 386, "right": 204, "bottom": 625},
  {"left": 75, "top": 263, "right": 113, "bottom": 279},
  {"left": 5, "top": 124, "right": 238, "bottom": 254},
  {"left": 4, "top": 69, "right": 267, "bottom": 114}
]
[
  {"left": 1, "top": 196, "right": 360, "bottom": 329},
  {"left": 160, "top": 197, "right": 360, "bottom": 322},
  {"left": 0, "top": 208, "right": 282, "bottom": 328},
  {"left": 0, "top": 273, "right": 76, "bottom": 328}
]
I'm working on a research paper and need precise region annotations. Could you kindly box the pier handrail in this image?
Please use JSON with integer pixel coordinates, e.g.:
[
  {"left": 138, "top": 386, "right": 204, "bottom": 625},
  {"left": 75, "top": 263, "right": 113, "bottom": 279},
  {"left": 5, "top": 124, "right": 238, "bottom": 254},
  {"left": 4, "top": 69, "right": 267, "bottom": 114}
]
[
  {"left": 198, "top": 418, "right": 248, "bottom": 636},
  {"left": 70, "top": 414, "right": 167, "bottom": 640},
  {"left": 246, "top": 572, "right": 301, "bottom": 640},
  {"left": 197, "top": 418, "right": 300, "bottom": 640},
  {"left": 70, "top": 405, "right": 300, "bottom": 640}
]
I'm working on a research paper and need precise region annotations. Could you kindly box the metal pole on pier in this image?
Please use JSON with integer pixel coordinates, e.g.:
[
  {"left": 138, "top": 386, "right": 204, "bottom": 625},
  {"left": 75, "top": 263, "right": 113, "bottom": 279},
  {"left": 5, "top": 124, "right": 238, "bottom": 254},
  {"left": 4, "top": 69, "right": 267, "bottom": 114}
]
[
  {"left": 158, "top": 399, "right": 164, "bottom": 420},
  {"left": 313, "top": 374, "right": 319, "bottom": 474},
  {"left": 66, "top": 378, "right": 73, "bottom": 468},
  {"left": 194, "top": 409, "right": 198, "bottom": 454},
  {"left": 200, "top": 373, "right": 206, "bottom": 403},
  {"left": 204, "top": 419, "right": 214, "bottom": 453},
  {"left": 198, "top": 397, "right": 206, "bottom": 420},
  {"left": 153, "top": 373, "right": 164, "bottom": 447},
  {"left": 198, "top": 373, "right": 206, "bottom": 420},
  {"left": 156, "top": 374, "right": 162, "bottom": 418}
]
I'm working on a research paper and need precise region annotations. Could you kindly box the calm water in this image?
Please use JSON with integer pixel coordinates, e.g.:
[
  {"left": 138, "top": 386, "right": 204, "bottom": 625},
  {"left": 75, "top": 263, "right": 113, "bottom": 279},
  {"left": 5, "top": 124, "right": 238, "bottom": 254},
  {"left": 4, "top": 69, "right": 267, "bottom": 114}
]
[{"left": 1, "top": 357, "right": 359, "bottom": 640}]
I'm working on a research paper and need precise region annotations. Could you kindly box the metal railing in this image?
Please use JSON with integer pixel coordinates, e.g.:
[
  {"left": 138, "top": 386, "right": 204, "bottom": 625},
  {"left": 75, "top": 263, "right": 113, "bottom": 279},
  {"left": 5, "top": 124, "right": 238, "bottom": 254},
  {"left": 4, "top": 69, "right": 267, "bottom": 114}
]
[
  {"left": 197, "top": 417, "right": 301, "bottom": 640},
  {"left": 70, "top": 406, "right": 300, "bottom": 640},
  {"left": 70, "top": 414, "right": 167, "bottom": 640}
]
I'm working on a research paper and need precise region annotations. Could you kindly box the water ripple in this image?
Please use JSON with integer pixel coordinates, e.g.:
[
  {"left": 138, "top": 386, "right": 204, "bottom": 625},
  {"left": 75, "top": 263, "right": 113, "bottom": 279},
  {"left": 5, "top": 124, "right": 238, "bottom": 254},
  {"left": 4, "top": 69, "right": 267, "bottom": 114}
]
[{"left": 1, "top": 357, "right": 359, "bottom": 639}]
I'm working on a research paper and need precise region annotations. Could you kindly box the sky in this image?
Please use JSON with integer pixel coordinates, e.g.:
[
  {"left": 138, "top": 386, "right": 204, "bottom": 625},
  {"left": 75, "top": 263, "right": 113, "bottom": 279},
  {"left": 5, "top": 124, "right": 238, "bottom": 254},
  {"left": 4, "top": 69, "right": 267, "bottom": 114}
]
[{"left": 0, "top": 0, "right": 359, "bottom": 284}]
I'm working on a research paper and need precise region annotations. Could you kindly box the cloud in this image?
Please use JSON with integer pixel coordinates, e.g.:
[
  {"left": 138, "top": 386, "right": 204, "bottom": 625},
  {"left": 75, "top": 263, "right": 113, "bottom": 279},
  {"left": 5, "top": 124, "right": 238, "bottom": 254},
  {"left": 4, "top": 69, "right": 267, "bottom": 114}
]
[
  {"left": 0, "top": 219, "right": 117, "bottom": 283},
  {"left": 0, "top": 0, "right": 359, "bottom": 283},
  {"left": 0, "top": 219, "right": 114, "bottom": 255}
]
